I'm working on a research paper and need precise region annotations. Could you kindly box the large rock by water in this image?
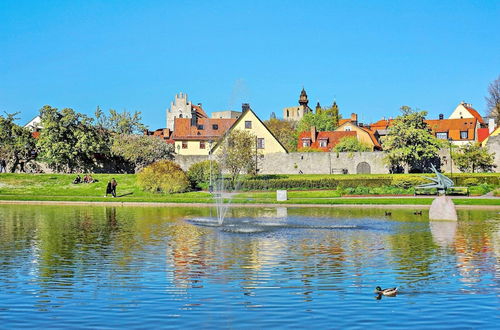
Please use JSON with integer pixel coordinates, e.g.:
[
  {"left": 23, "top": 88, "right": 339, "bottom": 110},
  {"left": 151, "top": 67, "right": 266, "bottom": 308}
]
[{"left": 429, "top": 196, "right": 458, "bottom": 221}]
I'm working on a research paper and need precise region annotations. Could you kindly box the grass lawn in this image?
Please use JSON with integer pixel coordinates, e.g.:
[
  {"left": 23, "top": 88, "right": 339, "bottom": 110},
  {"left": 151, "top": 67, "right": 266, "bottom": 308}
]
[{"left": 0, "top": 173, "right": 498, "bottom": 206}]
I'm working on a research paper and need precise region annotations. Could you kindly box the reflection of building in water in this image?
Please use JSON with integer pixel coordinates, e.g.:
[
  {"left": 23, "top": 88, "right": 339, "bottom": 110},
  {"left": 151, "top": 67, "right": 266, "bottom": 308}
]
[{"left": 453, "top": 223, "right": 494, "bottom": 284}]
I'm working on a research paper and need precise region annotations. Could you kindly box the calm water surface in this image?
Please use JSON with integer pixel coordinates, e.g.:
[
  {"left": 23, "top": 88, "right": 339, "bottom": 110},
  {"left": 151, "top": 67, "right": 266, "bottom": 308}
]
[{"left": 0, "top": 205, "right": 499, "bottom": 328}]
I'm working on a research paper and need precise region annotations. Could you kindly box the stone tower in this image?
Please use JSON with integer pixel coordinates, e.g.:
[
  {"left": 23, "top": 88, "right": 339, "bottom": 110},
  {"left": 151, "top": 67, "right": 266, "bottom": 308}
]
[
  {"left": 166, "top": 92, "right": 192, "bottom": 131},
  {"left": 283, "top": 88, "right": 313, "bottom": 121}
]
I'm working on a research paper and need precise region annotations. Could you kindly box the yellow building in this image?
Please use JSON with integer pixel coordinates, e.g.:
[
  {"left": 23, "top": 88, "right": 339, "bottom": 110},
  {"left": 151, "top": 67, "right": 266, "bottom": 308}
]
[
  {"left": 334, "top": 114, "right": 381, "bottom": 150},
  {"left": 212, "top": 107, "right": 288, "bottom": 155}
]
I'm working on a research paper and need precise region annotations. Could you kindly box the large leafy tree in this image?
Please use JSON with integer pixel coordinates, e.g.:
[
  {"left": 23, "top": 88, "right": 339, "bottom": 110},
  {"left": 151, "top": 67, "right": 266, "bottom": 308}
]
[
  {"left": 486, "top": 75, "right": 500, "bottom": 124},
  {"left": 317, "top": 101, "right": 341, "bottom": 128},
  {"left": 95, "top": 107, "right": 146, "bottom": 134},
  {"left": 382, "top": 106, "right": 442, "bottom": 173},
  {"left": 452, "top": 143, "right": 496, "bottom": 173},
  {"left": 217, "top": 129, "right": 256, "bottom": 188},
  {"left": 36, "top": 105, "right": 107, "bottom": 172},
  {"left": 0, "top": 113, "right": 36, "bottom": 172},
  {"left": 264, "top": 118, "right": 297, "bottom": 152},
  {"left": 297, "top": 112, "right": 338, "bottom": 133},
  {"left": 111, "top": 134, "right": 174, "bottom": 172}
]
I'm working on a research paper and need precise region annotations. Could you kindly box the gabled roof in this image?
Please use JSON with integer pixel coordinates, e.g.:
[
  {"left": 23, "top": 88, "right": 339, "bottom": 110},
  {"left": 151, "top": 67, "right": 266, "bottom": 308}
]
[
  {"left": 335, "top": 121, "right": 381, "bottom": 149},
  {"left": 192, "top": 105, "right": 208, "bottom": 118},
  {"left": 298, "top": 131, "right": 357, "bottom": 151},
  {"left": 173, "top": 118, "right": 236, "bottom": 141},
  {"left": 211, "top": 107, "right": 289, "bottom": 153},
  {"left": 425, "top": 118, "right": 477, "bottom": 132},
  {"left": 462, "top": 105, "right": 484, "bottom": 124}
]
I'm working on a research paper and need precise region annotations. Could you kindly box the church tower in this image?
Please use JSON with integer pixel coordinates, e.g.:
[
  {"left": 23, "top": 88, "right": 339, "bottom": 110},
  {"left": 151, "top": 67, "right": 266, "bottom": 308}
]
[
  {"left": 166, "top": 92, "right": 192, "bottom": 131},
  {"left": 299, "top": 88, "right": 309, "bottom": 107}
]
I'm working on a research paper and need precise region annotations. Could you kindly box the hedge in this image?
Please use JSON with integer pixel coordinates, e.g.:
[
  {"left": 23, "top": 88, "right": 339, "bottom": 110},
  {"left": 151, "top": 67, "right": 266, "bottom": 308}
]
[{"left": 240, "top": 173, "right": 499, "bottom": 191}]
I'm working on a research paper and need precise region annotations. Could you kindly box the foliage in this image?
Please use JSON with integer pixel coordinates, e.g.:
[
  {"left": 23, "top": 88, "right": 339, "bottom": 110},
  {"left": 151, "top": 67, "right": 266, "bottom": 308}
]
[
  {"left": 0, "top": 113, "right": 36, "bottom": 172},
  {"left": 317, "top": 102, "right": 341, "bottom": 128},
  {"left": 382, "top": 106, "right": 442, "bottom": 173},
  {"left": 391, "top": 176, "right": 427, "bottom": 188},
  {"left": 137, "top": 160, "right": 190, "bottom": 193},
  {"left": 297, "top": 112, "right": 338, "bottom": 133},
  {"left": 452, "top": 143, "right": 496, "bottom": 173},
  {"left": 333, "top": 136, "right": 370, "bottom": 153},
  {"left": 95, "top": 106, "right": 147, "bottom": 134},
  {"left": 462, "top": 178, "right": 479, "bottom": 186},
  {"left": 111, "top": 134, "right": 174, "bottom": 172},
  {"left": 264, "top": 118, "right": 298, "bottom": 152},
  {"left": 187, "top": 160, "right": 221, "bottom": 189},
  {"left": 486, "top": 74, "right": 500, "bottom": 124},
  {"left": 217, "top": 129, "right": 256, "bottom": 188},
  {"left": 300, "top": 146, "right": 323, "bottom": 152},
  {"left": 36, "top": 105, "right": 108, "bottom": 173},
  {"left": 468, "top": 183, "right": 494, "bottom": 196}
]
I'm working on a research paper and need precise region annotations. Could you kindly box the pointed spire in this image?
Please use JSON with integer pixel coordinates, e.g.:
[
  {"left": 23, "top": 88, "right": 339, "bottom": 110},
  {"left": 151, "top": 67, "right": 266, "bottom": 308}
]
[{"left": 299, "top": 87, "right": 309, "bottom": 106}]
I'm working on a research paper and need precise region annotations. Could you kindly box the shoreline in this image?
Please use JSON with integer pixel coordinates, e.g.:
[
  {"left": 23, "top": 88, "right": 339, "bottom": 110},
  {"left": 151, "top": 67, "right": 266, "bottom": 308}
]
[{"left": 0, "top": 199, "right": 499, "bottom": 209}]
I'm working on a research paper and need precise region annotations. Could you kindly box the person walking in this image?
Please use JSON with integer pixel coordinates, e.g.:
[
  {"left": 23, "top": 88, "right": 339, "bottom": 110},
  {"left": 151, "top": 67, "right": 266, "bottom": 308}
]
[
  {"left": 104, "top": 180, "right": 112, "bottom": 197},
  {"left": 111, "top": 178, "right": 117, "bottom": 198}
]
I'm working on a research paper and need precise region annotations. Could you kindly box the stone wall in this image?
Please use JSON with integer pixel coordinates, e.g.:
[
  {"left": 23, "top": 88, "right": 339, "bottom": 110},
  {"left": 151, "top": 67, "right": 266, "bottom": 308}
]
[
  {"left": 174, "top": 154, "right": 209, "bottom": 171},
  {"left": 486, "top": 135, "right": 500, "bottom": 172}
]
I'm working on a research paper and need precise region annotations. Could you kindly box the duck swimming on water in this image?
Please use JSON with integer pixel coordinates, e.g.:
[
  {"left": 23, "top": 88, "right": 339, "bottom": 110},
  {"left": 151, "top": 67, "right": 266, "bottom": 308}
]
[{"left": 375, "top": 286, "right": 398, "bottom": 297}]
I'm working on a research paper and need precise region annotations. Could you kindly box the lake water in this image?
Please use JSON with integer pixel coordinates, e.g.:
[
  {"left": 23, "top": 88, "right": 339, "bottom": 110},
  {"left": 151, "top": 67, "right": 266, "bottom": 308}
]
[{"left": 0, "top": 204, "right": 499, "bottom": 328}]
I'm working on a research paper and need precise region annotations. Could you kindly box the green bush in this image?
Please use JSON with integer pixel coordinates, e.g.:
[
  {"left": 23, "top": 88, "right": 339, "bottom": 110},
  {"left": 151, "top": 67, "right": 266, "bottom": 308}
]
[
  {"left": 391, "top": 176, "right": 427, "bottom": 188},
  {"left": 187, "top": 160, "right": 220, "bottom": 189},
  {"left": 468, "top": 183, "right": 494, "bottom": 196},
  {"left": 462, "top": 178, "right": 479, "bottom": 186},
  {"left": 137, "top": 160, "right": 190, "bottom": 193}
]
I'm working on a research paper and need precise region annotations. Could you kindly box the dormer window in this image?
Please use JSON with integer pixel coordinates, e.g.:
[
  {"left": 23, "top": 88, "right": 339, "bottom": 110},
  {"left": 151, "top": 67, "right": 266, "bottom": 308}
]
[
  {"left": 345, "top": 126, "right": 351, "bottom": 131},
  {"left": 302, "top": 139, "right": 311, "bottom": 147},
  {"left": 319, "top": 139, "right": 328, "bottom": 148},
  {"left": 436, "top": 132, "right": 448, "bottom": 139},
  {"left": 212, "top": 124, "right": 218, "bottom": 130}
]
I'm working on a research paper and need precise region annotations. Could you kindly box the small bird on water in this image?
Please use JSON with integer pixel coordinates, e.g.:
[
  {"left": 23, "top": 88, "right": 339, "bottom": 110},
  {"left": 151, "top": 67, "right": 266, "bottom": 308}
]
[
  {"left": 375, "top": 286, "right": 398, "bottom": 297},
  {"left": 414, "top": 211, "right": 422, "bottom": 215},
  {"left": 384, "top": 211, "right": 392, "bottom": 216}
]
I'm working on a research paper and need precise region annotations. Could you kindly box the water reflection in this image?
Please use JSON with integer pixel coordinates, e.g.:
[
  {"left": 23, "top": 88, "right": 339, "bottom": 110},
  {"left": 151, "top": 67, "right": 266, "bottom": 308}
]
[{"left": 0, "top": 205, "right": 499, "bottom": 328}]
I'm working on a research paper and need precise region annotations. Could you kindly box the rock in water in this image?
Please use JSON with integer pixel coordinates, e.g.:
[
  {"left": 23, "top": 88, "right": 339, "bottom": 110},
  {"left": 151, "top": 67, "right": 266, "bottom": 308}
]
[{"left": 429, "top": 195, "right": 457, "bottom": 221}]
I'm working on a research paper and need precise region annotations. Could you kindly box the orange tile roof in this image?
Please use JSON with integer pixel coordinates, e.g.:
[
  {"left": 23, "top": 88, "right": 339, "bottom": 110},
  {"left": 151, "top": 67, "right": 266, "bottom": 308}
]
[
  {"left": 476, "top": 128, "right": 490, "bottom": 143},
  {"left": 173, "top": 118, "right": 236, "bottom": 141},
  {"left": 298, "top": 130, "right": 357, "bottom": 151},
  {"left": 145, "top": 128, "right": 174, "bottom": 144},
  {"left": 192, "top": 105, "right": 208, "bottom": 118},
  {"left": 425, "top": 118, "right": 477, "bottom": 140},
  {"left": 359, "top": 126, "right": 381, "bottom": 148},
  {"left": 463, "top": 105, "right": 484, "bottom": 124}
]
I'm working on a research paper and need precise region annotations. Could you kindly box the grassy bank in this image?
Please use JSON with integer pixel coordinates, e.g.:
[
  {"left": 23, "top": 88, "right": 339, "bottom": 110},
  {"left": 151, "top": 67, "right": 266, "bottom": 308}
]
[{"left": 0, "top": 173, "right": 498, "bottom": 206}]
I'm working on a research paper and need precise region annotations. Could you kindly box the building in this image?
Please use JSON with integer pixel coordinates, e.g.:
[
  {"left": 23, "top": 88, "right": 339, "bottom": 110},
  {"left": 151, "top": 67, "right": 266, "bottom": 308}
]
[
  {"left": 212, "top": 105, "right": 288, "bottom": 155},
  {"left": 298, "top": 127, "right": 358, "bottom": 151},
  {"left": 334, "top": 113, "right": 382, "bottom": 150},
  {"left": 144, "top": 128, "right": 174, "bottom": 144},
  {"left": 211, "top": 110, "right": 242, "bottom": 119},
  {"left": 24, "top": 115, "right": 42, "bottom": 131},
  {"left": 166, "top": 92, "right": 207, "bottom": 131},
  {"left": 449, "top": 101, "right": 484, "bottom": 124},
  {"left": 283, "top": 88, "right": 313, "bottom": 121}
]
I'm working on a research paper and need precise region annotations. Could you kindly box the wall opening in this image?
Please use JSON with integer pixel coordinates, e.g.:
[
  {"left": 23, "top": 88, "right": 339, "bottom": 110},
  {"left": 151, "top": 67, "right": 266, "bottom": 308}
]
[{"left": 356, "top": 161, "right": 371, "bottom": 174}]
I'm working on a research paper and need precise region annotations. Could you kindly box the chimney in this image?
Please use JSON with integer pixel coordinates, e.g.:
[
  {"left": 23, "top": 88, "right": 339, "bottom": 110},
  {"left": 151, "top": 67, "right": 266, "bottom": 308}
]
[
  {"left": 439, "top": 114, "right": 444, "bottom": 120},
  {"left": 350, "top": 113, "right": 358, "bottom": 125},
  {"left": 242, "top": 103, "right": 250, "bottom": 111},
  {"left": 359, "top": 123, "right": 364, "bottom": 127},
  {"left": 191, "top": 109, "right": 198, "bottom": 126},
  {"left": 489, "top": 118, "right": 496, "bottom": 134},
  {"left": 311, "top": 126, "right": 317, "bottom": 143}
]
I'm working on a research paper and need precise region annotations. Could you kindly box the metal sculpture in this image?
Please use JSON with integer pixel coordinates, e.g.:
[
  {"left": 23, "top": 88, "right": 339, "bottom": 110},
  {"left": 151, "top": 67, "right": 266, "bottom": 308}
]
[{"left": 416, "top": 164, "right": 454, "bottom": 194}]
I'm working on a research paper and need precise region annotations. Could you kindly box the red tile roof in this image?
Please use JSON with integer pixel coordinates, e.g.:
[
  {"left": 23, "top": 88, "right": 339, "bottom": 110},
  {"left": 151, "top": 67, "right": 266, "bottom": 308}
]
[
  {"left": 192, "top": 105, "right": 208, "bottom": 118},
  {"left": 297, "top": 131, "right": 357, "bottom": 151},
  {"left": 463, "top": 105, "right": 484, "bottom": 124},
  {"left": 145, "top": 128, "right": 174, "bottom": 144},
  {"left": 477, "top": 127, "right": 491, "bottom": 143},
  {"left": 173, "top": 118, "right": 236, "bottom": 141},
  {"left": 425, "top": 118, "right": 477, "bottom": 140}
]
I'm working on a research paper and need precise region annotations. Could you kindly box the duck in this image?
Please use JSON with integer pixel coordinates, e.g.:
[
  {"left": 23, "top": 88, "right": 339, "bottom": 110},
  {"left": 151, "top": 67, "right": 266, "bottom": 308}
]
[
  {"left": 384, "top": 211, "right": 392, "bottom": 216},
  {"left": 374, "top": 286, "right": 398, "bottom": 297},
  {"left": 414, "top": 211, "right": 422, "bottom": 215}
]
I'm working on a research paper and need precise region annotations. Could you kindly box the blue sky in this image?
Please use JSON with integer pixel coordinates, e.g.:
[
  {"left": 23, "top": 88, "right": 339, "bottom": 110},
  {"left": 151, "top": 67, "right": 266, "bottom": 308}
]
[{"left": 1, "top": 0, "right": 499, "bottom": 129}]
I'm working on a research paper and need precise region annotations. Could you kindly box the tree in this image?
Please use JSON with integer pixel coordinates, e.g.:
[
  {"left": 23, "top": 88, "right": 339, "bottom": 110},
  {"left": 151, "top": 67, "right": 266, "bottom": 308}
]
[
  {"left": 36, "top": 105, "right": 108, "bottom": 172},
  {"left": 382, "top": 106, "right": 442, "bottom": 173},
  {"left": 486, "top": 75, "right": 500, "bottom": 123},
  {"left": 452, "top": 143, "right": 496, "bottom": 173},
  {"left": 297, "top": 112, "right": 338, "bottom": 133},
  {"left": 111, "top": 134, "right": 174, "bottom": 172},
  {"left": 137, "top": 160, "right": 190, "bottom": 193},
  {"left": 317, "top": 101, "right": 341, "bottom": 128},
  {"left": 264, "top": 118, "right": 298, "bottom": 152},
  {"left": 333, "top": 136, "right": 370, "bottom": 153},
  {"left": 0, "top": 113, "right": 36, "bottom": 172},
  {"left": 217, "top": 129, "right": 256, "bottom": 188},
  {"left": 95, "top": 107, "right": 147, "bottom": 134}
]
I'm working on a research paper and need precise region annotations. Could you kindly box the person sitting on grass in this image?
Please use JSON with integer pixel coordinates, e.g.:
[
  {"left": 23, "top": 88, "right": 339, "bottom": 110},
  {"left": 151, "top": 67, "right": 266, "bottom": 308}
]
[
  {"left": 73, "top": 175, "right": 81, "bottom": 184},
  {"left": 111, "top": 178, "right": 117, "bottom": 197}
]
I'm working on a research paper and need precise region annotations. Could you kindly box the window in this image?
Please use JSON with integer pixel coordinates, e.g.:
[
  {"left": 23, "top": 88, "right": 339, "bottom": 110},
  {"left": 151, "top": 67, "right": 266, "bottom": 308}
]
[
  {"left": 319, "top": 139, "right": 328, "bottom": 147},
  {"left": 257, "top": 138, "right": 265, "bottom": 149},
  {"left": 179, "top": 114, "right": 183, "bottom": 118},
  {"left": 245, "top": 121, "right": 252, "bottom": 129},
  {"left": 286, "top": 110, "right": 289, "bottom": 117},
  {"left": 182, "top": 142, "right": 188, "bottom": 149},
  {"left": 212, "top": 124, "right": 218, "bottom": 130},
  {"left": 345, "top": 126, "right": 351, "bottom": 131},
  {"left": 436, "top": 132, "right": 448, "bottom": 140},
  {"left": 302, "top": 140, "right": 310, "bottom": 147},
  {"left": 460, "top": 131, "right": 468, "bottom": 139},
  {"left": 200, "top": 142, "right": 206, "bottom": 149},
  {"left": 198, "top": 124, "right": 204, "bottom": 130}
]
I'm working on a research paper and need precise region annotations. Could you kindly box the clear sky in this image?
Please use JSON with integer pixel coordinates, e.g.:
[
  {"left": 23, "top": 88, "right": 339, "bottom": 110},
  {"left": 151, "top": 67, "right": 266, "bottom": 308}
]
[{"left": 1, "top": 0, "right": 499, "bottom": 129}]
